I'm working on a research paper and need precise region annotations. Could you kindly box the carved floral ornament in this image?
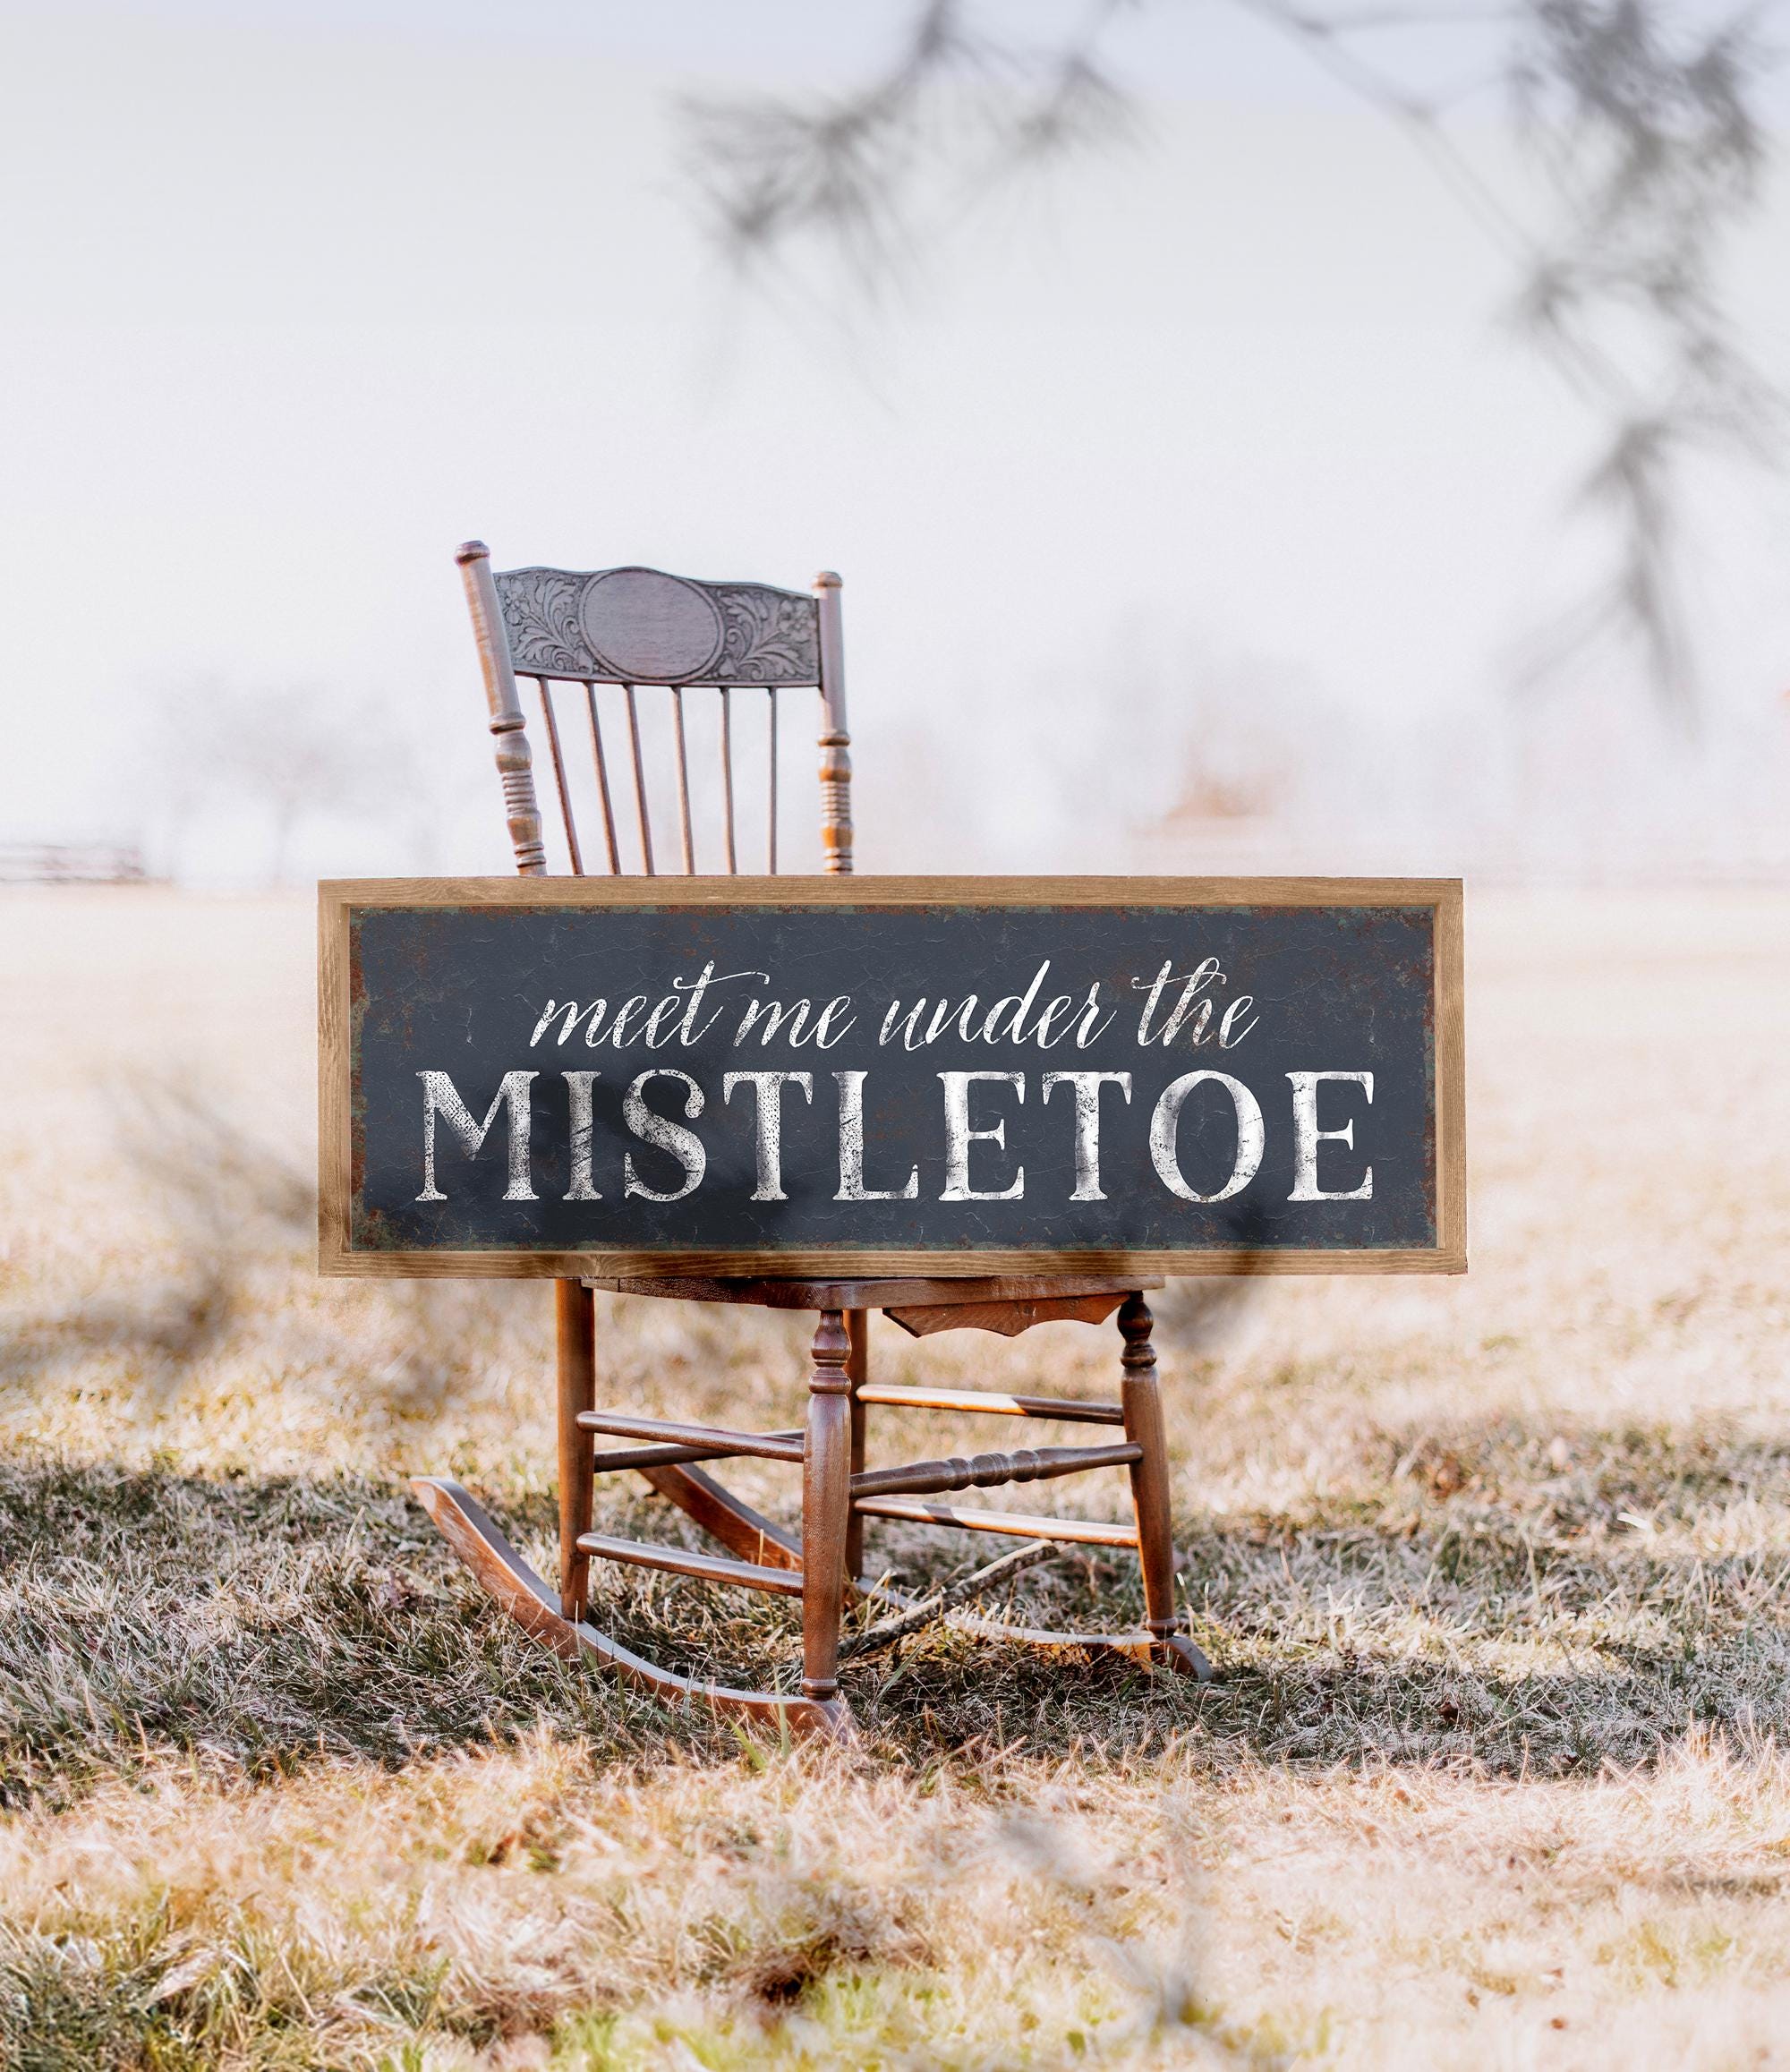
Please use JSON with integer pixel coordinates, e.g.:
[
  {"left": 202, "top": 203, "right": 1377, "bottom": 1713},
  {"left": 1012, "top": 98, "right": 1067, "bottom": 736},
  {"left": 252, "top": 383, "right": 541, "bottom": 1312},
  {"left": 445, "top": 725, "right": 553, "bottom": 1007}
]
[{"left": 494, "top": 565, "right": 822, "bottom": 686}]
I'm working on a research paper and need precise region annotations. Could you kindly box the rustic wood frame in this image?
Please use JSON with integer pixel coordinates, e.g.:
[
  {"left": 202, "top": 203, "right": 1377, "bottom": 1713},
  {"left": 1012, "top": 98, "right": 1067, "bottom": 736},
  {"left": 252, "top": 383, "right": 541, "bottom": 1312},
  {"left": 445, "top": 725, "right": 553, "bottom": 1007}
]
[{"left": 319, "top": 873, "right": 1465, "bottom": 1281}]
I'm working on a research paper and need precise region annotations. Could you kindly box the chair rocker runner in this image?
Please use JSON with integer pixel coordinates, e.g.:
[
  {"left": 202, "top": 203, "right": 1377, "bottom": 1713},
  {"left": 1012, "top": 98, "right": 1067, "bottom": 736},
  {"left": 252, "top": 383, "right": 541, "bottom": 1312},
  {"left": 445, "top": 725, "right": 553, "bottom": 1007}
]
[{"left": 412, "top": 542, "right": 1214, "bottom": 1737}]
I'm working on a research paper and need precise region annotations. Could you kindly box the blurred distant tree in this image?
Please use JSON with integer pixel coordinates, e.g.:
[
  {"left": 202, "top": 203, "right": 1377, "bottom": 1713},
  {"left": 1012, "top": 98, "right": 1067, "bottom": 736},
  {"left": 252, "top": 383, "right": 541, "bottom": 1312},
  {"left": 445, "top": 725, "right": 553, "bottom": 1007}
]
[
  {"left": 149, "top": 678, "right": 413, "bottom": 884},
  {"left": 683, "top": 0, "right": 1779, "bottom": 726}
]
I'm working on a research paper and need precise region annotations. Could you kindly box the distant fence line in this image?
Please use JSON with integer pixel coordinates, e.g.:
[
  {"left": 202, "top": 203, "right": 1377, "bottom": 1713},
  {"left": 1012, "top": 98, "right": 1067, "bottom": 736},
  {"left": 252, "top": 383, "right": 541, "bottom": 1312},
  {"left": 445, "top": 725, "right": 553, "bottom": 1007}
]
[{"left": 0, "top": 841, "right": 153, "bottom": 885}]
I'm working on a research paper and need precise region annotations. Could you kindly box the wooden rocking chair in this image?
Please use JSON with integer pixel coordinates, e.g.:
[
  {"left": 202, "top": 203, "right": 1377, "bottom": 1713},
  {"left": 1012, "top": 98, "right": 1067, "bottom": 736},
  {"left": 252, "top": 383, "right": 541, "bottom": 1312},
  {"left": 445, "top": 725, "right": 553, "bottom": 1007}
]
[{"left": 412, "top": 543, "right": 1214, "bottom": 1737}]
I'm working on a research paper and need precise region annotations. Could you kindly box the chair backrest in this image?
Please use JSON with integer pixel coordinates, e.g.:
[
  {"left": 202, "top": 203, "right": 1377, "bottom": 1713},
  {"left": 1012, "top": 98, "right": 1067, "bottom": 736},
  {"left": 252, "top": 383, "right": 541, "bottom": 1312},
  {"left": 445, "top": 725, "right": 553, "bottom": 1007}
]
[{"left": 457, "top": 542, "right": 852, "bottom": 879}]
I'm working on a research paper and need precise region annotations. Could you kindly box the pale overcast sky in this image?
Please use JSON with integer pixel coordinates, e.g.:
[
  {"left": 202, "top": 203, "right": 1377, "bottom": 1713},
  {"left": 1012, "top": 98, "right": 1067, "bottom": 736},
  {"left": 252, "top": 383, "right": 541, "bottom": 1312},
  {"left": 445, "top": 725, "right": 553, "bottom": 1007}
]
[{"left": 3, "top": 1, "right": 1786, "bottom": 875}]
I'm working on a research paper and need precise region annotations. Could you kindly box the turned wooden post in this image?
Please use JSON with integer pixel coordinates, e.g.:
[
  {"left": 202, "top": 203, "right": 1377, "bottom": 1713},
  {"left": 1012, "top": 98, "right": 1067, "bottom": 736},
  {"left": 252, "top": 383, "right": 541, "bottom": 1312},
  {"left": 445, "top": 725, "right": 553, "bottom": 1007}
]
[
  {"left": 458, "top": 539, "right": 547, "bottom": 875},
  {"left": 813, "top": 571, "right": 853, "bottom": 875},
  {"left": 802, "top": 1308, "right": 854, "bottom": 1700},
  {"left": 844, "top": 1308, "right": 869, "bottom": 1582},
  {"left": 556, "top": 1279, "right": 597, "bottom": 1620},
  {"left": 1118, "top": 1292, "right": 1181, "bottom": 1643}
]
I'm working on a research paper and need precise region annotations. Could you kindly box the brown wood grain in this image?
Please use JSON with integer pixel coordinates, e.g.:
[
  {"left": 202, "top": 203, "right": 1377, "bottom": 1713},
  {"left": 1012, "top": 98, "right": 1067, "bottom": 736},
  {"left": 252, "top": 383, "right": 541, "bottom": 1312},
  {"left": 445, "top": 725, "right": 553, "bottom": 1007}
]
[
  {"left": 322, "top": 872, "right": 1462, "bottom": 910},
  {"left": 1436, "top": 875, "right": 1468, "bottom": 1266},
  {"left": 573, "top": 1411, "right": 805, "bottom": 1463},
  {"left": 1118, "top": 1293, "right": 1181, "bottom": 1641},
  {"left": 850, "top": 1440, "right": 1141, "bottom": 1501},
  {"left": 555, "top": 1280, "right": 597, "bottom": 1619},
  {"left": 800, "top": 1309, "right": 854, "bottom": 1702},
  {"left": 844, "top": 1308, "right": 869, "bottom": 1584},
  {"left": 848, "top": 1497, "right": 1141, "bottom": 1548},
  {"left": 582, "top": 1274, "right": 1160, "bottom": 1309},
  {"left": 882, "top": 1292, "right": 1130, "bottom": 1338},
  {"left": 315, "top": 889, "right": 353, "bottom": 1273},
  {"left": 586, "top": 1432, "right": 803, "bottom": 1472},
  {"left": 853, "top": 1383, "right": 1125, "bottom": 1426},
  {"left": 575, "top": 1531, "right": 807, "bottom": 1598},
  {"left": 328, "top": 1243, "right": 1462, "bottom": 1280}
]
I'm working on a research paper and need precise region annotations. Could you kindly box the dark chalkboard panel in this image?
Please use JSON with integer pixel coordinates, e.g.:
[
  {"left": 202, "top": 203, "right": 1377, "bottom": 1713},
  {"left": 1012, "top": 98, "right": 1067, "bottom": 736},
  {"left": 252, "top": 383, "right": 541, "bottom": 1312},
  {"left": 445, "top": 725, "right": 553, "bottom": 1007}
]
[{"left": 319, "top": 877, "right": 1464, "bottom": 1277}]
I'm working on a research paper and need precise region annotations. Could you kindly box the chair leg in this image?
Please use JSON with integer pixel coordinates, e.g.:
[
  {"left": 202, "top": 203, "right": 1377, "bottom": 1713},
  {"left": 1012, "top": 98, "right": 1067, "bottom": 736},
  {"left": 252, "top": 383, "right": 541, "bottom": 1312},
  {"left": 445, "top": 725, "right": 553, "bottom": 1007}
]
[
  {"left": 801, "top": 1308, "right": 854, "bottom": 1704},
  {"left": 556, "top": 1279, "right": 597, "bottom": 1621},
  {"left": 1119, "top": 1293, "right": 1213, "bottom": 1679},
  {"left": 844, "top": 1308, "right": 869, "bottom": 1583}
]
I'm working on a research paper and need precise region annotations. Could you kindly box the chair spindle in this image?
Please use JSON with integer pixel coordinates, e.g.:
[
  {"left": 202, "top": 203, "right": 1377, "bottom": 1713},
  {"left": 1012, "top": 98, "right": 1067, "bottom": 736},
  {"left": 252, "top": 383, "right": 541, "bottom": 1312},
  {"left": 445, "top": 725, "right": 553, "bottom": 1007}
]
[
  {"left": 534, "top": 680, "right": 584, "bottom": 876},
  {"left": 582, "top": 685, "right": 622, "bottom": 874},
  {"left": 719, "top": 688, "right": 737, "bottom": 874},
  {"left": 766, "top": 686, "right": 779, "bottom": 874},
  {"left": 622, "top": 684, "right": 655, "bottom": 874},
  {"left": 671, "top": 687, "right": 695, "bottom": 874}
]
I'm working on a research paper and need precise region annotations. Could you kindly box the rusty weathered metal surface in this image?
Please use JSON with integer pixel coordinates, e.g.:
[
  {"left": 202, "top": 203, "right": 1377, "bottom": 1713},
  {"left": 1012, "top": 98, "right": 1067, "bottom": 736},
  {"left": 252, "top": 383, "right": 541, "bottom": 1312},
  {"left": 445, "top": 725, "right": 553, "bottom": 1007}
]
[{"left": 326, "top": 880, "right": 1460, "bottom": 1275}]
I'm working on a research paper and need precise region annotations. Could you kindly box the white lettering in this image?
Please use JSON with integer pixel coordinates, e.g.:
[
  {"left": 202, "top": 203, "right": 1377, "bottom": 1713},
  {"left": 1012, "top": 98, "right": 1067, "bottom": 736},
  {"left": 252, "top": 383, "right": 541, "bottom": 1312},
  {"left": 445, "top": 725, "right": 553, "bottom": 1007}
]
[
  {"left": 1041, "top": 1071, "right": 1132, "bottom": 1201},
  {"left": 674, "top": 963, "right": 767, "bottom": 1045},
  {"left": 1134, "top": 959, "right": 1224, "bottom": 1047},
  {"left": 562, "top": 1070, "right": 601, "bottom": 1200},
  {"left": 833, "top": 1070, "right": 920, "bottom": 1200},
  {"left": 609, "top": 995, "right": 650, "bottom": 1047},
  {"left": 1287, "top": 1070, "right": 1374, "bottom": 1200},
  {"left": 1071, "top": 984, "right": 1116, "bottom": 1047},
  {"left": 622, "top": 1069, "right": 706, "bottom": 1202},
  {"left": 1148, "top": 1070, "right": 1264, "bottom": 1203},
  {"left": 939, "top": 1070, "right": 1026, "bottom": 1202},
  {"left": 980, "top": 961, "right": 1051, "bottom": 1045},
  {"left": 416, "top": 1070, "right": 537, "bottom": 1201},
  {"left": 814, "top": 996, "right": 857, "bottom": 1048},
  {"left": 723, "top": 1070, "right": 814, "bottom": 1201},
  {"left": 1218, "top": 995, "right": 1258, "bottom": 1049},
  {"left": 736, "top": 996, "right": 815, "bottom": 1046},
  {"left": 530, "top": 999, "right": 607, "bottom": 1047}
]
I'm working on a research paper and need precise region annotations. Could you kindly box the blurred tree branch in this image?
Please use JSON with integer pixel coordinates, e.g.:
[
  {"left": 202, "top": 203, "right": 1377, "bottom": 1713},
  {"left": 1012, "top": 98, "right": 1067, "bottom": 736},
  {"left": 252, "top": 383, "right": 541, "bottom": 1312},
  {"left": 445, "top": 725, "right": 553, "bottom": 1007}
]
[{"left": 681, "top": 0, "right": 1780, "bottom": 726}]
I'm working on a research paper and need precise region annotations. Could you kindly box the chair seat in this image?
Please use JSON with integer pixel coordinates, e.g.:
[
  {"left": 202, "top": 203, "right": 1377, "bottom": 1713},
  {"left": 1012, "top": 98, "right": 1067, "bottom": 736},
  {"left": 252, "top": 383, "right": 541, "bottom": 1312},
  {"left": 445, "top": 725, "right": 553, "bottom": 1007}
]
[
  {"left": 582, "top": 1272, "right": 1164, "bottom": 1309},
  {"left": 582, "top": 1271, "right": 1165, "bottom": 1341}
]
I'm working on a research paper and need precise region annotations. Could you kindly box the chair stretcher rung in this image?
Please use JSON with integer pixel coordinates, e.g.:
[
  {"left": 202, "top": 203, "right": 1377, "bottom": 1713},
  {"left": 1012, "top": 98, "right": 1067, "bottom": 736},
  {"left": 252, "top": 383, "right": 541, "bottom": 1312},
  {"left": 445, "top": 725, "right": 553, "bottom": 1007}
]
[
  {"left": 588, "top": 1430, "right": 802, "bottom": 1473},
  {"left": 851, "top": 1441, "right": 1140, "bottom": 1502},
  {"left": 575, "top": 1411, "right": 804, "bottom": 1462},
  {"left": 849, "top": 1498, "right": 1139, "bottom": 1548},
  {"left": 576, "top": 1532, "right": 806, "bottom": 1597},
  {"left": 855, "top": 1384, "right": 1125, "bottom": 1426}
]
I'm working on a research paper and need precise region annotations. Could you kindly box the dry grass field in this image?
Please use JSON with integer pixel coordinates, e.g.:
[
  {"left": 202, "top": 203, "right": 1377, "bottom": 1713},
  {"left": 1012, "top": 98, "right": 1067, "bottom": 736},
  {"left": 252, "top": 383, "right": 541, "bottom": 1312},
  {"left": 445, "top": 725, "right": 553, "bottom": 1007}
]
[{"left": 1, "top": 883, "right": 1787, "bottom": 2069}]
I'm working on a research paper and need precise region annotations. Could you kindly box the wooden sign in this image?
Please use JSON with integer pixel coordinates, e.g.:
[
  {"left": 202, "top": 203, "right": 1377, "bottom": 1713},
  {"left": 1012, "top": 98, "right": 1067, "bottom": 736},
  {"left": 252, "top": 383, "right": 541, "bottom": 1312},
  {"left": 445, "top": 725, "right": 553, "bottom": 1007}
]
[{"left": 318, "top": 877, "right": 1463, "bottom": 1278}]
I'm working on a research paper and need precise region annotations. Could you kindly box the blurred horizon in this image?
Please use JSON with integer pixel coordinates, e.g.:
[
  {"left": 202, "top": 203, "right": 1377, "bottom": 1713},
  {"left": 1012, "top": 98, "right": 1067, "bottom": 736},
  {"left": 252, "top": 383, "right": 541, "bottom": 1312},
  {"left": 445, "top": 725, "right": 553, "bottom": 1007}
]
[{"left": 3, "top": 0, "right": 1786, "bottom": 887}]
